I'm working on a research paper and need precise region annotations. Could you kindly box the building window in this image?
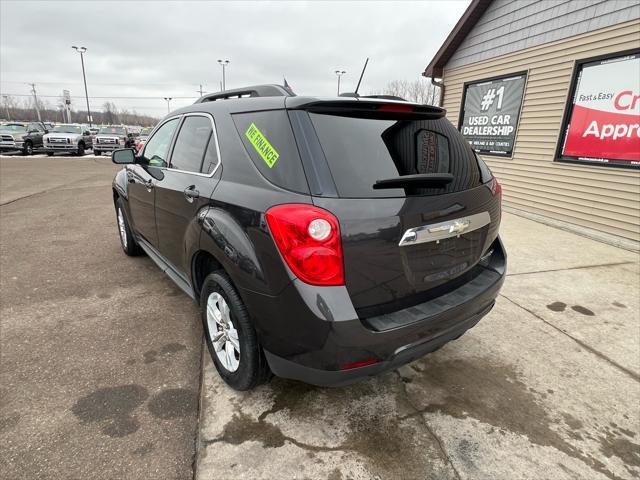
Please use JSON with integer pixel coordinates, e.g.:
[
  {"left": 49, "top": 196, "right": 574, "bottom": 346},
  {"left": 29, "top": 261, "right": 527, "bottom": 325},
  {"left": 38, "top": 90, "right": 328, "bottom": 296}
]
[
  {"left": 556, "top": 50, "right": 640, "bottom": 169},
  {"left": 458, "top": 72, "right": 527, "bottom": 157}
]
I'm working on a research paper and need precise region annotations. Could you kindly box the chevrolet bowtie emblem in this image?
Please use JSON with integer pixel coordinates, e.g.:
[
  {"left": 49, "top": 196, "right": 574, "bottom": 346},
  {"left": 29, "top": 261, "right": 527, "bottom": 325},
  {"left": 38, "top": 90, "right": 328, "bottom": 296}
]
[
  {"left": 428, "top": 219, "right": 471, "bottom": 235},
  {"left": 398, "top": 212, "right": 490, "bottom": 247}
]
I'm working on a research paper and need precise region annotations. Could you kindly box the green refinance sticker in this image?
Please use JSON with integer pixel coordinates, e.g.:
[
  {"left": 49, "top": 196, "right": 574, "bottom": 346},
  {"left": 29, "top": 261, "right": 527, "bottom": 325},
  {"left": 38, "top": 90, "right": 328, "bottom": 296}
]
[{"left": 245, "top": 123, "right": 280, "bottom": 168}]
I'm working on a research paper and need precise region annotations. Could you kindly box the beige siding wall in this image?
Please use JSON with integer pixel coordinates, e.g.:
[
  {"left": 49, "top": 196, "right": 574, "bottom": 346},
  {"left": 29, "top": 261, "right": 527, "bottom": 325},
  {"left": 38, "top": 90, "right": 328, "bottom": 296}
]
[{"left": 442, "top": 19, "right": 640, "bottom": 242}]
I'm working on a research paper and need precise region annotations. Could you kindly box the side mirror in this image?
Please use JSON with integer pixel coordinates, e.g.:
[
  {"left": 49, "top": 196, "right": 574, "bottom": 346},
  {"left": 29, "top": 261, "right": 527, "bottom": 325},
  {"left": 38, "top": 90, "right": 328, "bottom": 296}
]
[{"left": 112, "top": 148, "right": 136, "bottom": 165}]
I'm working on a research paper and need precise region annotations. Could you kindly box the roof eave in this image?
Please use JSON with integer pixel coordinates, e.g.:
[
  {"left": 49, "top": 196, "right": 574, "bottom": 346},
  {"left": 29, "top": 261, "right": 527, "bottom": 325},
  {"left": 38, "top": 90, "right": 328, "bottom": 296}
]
[{"left": 422, "top": 0, "right": 493, "bottom": 79}]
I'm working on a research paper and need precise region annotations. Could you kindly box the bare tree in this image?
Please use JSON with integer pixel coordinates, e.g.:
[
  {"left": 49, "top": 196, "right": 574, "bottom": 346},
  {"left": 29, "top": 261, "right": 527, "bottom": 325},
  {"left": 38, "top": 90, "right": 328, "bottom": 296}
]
[
  {"left": 372, "top": 78, "right": 441, "bottom": 106},
  {"left": 1, "top": 95, "right": 19, "bottom": 120},
  {"left": 102, "top": 101, "right": 119, "bottom": 124},
  {"left": 1, "top": 95, "right": 159, "bottom": 126}
]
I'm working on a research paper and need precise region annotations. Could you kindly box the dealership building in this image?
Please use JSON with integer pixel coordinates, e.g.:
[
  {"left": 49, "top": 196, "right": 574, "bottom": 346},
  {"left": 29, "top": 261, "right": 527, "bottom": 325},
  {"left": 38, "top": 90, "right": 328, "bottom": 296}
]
[{"left": 424, "top": 0, "right": 640, "bottom": 247}]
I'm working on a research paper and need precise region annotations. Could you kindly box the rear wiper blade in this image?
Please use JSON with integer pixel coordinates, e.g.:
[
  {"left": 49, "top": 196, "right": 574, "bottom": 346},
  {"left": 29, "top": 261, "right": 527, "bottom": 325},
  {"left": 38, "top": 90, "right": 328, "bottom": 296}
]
[{"left": 373, "top": 173, "right": 454, "bottom": 190}]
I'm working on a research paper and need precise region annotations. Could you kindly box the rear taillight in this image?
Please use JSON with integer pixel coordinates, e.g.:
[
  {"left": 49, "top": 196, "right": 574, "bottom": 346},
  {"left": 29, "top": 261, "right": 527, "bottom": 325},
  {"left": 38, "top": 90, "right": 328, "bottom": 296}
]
[
  {"left": 266, "top": 204, "right": 344, "bottom": 286},
  {"left": 136, "top": 142, "right": 143, "bottom": 151}
]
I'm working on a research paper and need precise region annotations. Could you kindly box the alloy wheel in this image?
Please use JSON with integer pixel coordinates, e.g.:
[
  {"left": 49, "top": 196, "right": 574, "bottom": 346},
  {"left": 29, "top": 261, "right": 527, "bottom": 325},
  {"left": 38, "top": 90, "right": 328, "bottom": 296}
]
[
  {"left": 117, "top": 208, "right": 127, "bottom": 249},
  {"left": 206, "top": 292, "right": 240, "bottom": 372}
]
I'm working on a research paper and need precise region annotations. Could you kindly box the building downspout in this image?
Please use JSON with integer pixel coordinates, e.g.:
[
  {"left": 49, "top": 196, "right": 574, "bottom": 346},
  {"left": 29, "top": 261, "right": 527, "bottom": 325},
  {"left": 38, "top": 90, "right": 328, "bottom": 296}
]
[
  {"left": 431, "top": 77, "right": 445, "bottom": 107},
  {"left": 423, "top": 70, "right": 445, "bottom": 107}
]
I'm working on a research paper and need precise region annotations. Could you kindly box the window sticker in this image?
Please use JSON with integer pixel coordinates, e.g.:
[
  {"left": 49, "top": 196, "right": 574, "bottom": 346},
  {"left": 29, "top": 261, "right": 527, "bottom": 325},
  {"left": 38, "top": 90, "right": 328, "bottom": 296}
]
[{"left": 245, "top": 123, "right": 280, "bottom": 168}]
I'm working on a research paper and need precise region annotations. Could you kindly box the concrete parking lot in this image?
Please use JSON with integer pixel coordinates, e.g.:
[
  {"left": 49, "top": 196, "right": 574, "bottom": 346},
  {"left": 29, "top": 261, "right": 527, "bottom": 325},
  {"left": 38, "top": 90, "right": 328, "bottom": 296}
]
[{"left": 1, "top": 155, "right": 639, "bottom": 480}]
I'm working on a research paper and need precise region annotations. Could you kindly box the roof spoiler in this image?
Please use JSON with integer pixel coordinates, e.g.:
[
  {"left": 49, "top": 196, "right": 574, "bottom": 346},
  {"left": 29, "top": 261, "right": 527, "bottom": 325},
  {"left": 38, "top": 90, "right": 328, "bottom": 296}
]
[
  {"left": 287, "top": 98, "right": 446, "bottom": 119},
  {"left": 339, "top": 93, "right": 408, "bottom": 101},
  {"left": 195, "top": 84, "right": 295, "bottom": 103}
]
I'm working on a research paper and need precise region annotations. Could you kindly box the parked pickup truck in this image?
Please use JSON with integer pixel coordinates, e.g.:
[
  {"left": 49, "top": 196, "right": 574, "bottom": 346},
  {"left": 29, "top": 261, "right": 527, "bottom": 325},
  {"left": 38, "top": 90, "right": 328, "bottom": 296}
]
[
  {"left": 0, "top": 122, "right": 47, "bottom": 155},
  {"left": 43, "top": 124, "right": 93, "bottom": 156},
  {"left": 93, "top": 125, "right": 135, "bottom": 155}
]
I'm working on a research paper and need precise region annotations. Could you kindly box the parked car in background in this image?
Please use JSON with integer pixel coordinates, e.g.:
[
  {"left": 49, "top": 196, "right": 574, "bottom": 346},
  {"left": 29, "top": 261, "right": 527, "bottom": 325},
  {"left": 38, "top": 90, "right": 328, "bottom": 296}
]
[
  {"left": 94, "top": 125, "right": 135, "bottom": 155},
  {"left": 110, "top": 84, "right": 506, "bottom": 391},
  {"left": 43, "top": 124, "right": 93, "bottom": 156},
  {"left": 0, "top": 121, "right": 46, "bottom": 155},
  {"left": 136, "top": 126, "right": 153, "bottom": 151}
]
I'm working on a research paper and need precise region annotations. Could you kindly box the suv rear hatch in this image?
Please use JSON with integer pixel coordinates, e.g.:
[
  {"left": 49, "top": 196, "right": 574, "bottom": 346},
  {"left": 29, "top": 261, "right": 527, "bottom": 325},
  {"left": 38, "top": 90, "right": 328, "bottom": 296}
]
[{"left": 287, "top": 99, "right": 502, "bottom": 318}]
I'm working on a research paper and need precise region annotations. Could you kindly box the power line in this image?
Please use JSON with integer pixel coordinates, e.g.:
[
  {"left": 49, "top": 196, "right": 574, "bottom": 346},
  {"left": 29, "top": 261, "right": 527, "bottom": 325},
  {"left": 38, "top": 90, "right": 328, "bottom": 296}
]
[
  {"left": 1, "top": 80, "right": 207, "bottom": 87},
  {"left": 1, "top": 93, "right": 199, "bottom": 99}
]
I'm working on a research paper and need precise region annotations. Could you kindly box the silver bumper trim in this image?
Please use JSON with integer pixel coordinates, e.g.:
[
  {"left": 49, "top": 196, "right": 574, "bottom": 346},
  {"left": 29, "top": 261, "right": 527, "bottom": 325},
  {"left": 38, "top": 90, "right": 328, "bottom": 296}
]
[{"left": 398, "top": 211, "right": 491, "bottom": 246}]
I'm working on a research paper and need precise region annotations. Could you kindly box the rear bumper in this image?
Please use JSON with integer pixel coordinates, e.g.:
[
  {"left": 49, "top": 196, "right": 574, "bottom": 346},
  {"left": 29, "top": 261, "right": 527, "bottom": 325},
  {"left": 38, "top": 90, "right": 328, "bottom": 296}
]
[
  {"left": 264, "top": 302, "right": 492, "bottom": 386},
  {"left": 241, "top": 237, "right": 506, "bottom": 387}
]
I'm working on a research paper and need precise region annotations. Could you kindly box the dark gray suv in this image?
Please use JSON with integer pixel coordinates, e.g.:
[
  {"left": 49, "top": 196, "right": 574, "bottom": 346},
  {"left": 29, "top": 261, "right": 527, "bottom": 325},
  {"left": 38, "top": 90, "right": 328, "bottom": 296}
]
[{"left": 111, "top": 85, "right": 506, "bottom": 390}]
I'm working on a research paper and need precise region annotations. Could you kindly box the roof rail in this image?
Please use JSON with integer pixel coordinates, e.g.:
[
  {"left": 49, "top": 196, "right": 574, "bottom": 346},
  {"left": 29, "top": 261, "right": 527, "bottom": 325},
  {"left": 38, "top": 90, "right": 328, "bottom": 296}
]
[{"left": 195, "top": 84, "right": 295, "bottom": 103}]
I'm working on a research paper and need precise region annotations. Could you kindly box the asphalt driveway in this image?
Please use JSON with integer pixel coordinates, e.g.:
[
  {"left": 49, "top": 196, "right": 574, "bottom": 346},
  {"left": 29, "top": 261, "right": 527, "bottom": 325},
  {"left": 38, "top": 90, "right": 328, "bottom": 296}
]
[{"left": 1, "top": 155, "right": 202, "bottom": 479}]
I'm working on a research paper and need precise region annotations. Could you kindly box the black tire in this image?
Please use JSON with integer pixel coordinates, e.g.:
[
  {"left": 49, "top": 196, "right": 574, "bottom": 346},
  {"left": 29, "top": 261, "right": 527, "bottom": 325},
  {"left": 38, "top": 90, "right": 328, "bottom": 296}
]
[
  {"left": 94, "top": 150, "right": 101, "bottom": 156},
  {"left": 201, "top": 271, "right": 271, "bottom": 391},
  {"left": 76, "top": 143, "right": 85, "bottom": 156},
  {"left": 115, "top": 198, "right": 143, "bottom": 256},
  {"left": 23, "top": 141, "right": 33, "bottom": 156},
  {"left": 46, "top": 152, "right": 54, "bottom": 156}
]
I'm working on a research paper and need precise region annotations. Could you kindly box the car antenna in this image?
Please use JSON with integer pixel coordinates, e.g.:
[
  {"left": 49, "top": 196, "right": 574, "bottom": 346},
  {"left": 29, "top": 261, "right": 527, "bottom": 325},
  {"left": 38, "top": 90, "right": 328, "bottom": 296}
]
[{"left": 353, "top": 57, "right": 369, "bottom": 98}]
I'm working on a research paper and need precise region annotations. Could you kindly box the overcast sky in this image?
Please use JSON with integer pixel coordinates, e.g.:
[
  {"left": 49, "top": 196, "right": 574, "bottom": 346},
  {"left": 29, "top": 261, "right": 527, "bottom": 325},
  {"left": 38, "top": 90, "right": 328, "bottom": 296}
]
[{"left": 0, "top": 0, "right": 469, "bottom": 119}]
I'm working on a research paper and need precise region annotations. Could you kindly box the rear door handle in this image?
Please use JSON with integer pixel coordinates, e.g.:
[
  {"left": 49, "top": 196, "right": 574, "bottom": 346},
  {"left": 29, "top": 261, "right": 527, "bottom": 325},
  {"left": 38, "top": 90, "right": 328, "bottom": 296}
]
[{"left": 183, "top": 186, "right": 200, "bottom": 202}]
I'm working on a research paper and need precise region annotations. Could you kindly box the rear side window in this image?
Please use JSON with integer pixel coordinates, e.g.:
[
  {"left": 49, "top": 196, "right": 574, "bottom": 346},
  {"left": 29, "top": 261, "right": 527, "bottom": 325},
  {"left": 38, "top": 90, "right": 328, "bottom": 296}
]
[
  {"left": 232, "top": 110, "right": 309, "bottom": 194},
  {"left": 308, "top": 113, "right": 480, "bottom": 198},
  {"left": 170, "top": 115, "right": 213, "bottom": 173}
]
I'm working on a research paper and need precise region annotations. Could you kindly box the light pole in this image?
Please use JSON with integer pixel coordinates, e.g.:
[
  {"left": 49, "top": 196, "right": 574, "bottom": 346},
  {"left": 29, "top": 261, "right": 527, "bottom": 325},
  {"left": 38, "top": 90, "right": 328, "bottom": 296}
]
[
  {"left": 217, "top": 59, "right": 230, "bottom": 91},
  {"left": 27, "top": 83, "right": 42, "bottom": 122},
  {"left": 335, "top": 70, "right": 346, "bottom": 96},
  {"left": 163, "top": 97, "right": 172, "bottom": 114},
  {"left": 72, "top": 46, "right": 92, "bottom": 127},
  {"left": 2, "top": 95, "right": 11, "bottom": 120}
]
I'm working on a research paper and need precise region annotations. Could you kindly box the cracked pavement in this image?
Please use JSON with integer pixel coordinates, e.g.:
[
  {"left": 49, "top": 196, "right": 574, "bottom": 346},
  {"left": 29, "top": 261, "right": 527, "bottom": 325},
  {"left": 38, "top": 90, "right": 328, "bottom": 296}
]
[{"left": 196, "top": 212, "right": 640, "bottom": 480}]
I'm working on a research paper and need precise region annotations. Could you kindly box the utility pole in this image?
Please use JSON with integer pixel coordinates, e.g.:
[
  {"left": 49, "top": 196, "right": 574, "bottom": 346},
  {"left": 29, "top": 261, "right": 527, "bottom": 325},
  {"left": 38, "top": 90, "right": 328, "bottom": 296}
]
[
  {"left": 163, "top": 97, "right": 172, "bottom": 114},
  {"left": 197, "top": 84, "right": 204, "bottom": 97},
  {"left": 28, "top": 83, "right": 42, "bottom": 122},
  {"left": 72, "top": 46, "right": 92, "bottom": 127},
  {"left": 2, "top": 95, "right": 10, "bottom": 120},
  {"left": 217, "top": 59, "right": 230, "bottom": 91},
  {"left": 334, "top": 70, "right": 346, "bottom": 96}
]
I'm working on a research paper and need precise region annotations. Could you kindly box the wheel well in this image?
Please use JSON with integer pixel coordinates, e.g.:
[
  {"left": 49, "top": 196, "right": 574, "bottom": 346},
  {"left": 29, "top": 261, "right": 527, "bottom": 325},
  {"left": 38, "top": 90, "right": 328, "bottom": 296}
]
[{"left": 192, "top": 251, "right": 223, "bottom": 298}]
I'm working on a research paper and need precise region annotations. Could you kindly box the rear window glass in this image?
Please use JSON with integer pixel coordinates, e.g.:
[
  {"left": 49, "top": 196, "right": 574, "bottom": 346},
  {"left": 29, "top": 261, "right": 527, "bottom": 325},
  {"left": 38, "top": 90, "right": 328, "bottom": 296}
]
[
  {"left": 309, "top": 113, "right": 481, "bottom": 198},
  {"left": 232, "top": 110, "right": 309, "bottom": 194}
]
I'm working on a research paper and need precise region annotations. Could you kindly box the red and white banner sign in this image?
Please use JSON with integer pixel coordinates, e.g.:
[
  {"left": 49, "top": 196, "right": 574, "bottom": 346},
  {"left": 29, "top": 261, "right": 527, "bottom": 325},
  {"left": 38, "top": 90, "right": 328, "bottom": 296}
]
[{"left": 561, "top": 53, "right": 640, "bottom": 168}]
